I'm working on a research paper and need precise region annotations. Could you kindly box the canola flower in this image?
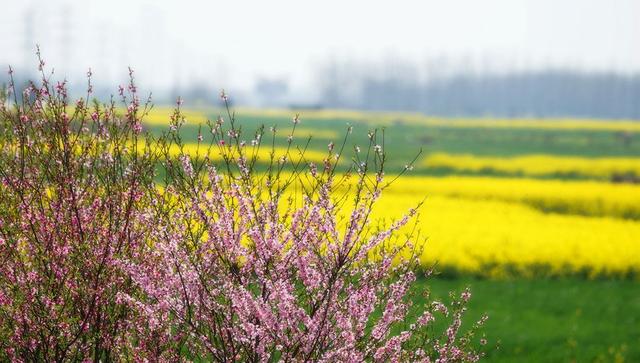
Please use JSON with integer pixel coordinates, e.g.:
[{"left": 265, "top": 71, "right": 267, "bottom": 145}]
[
  {"left": 261, "top": 173, "right": 640, "bottom": 279},
  {"left": 284, "top": 174, "right": 640, "bottom": 279},
  {"left": 170, "top": 141, "right": 330, "bottom": 164},
  {"left": 388, "top": 175, "right": 640, "bottom": 220},
  {"left": 142, "top": 107, "right": 209, "bottom": 125},
  {"left": 373, "top": 191, "right": 640, "bottom": 279},
  {"left": 423, "top": 153, "right": 640, "bottom": 180},
  {"left": 131, "top": 140, "right": 330, "bottom": 165}
]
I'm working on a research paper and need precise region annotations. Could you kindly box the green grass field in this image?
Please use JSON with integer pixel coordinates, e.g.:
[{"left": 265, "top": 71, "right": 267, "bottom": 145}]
[{"left": 424, "top": 278, "right": 640, "bottom": 362}]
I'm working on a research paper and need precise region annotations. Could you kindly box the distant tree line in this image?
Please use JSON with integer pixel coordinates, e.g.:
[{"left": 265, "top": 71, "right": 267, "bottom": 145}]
[{"left": 316, "top": 64, "right": 640, "bottom": 119}]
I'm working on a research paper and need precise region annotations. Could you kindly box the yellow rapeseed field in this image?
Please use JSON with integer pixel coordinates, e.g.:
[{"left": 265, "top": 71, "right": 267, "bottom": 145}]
[
  {"left": 373, "top": 177, "right": 640, "bottom": 279},
  {"left": 387, "top": 176, "right": 640, "bottom": 219},
  {"left": 163, "top": 142, "right": 329, "bottom": 165},
  {"left": 423, "top": 153, "right": 640, "bottom": 180},
  {"left": 130, "top": 140, "right": 330, "bottom": 165}
]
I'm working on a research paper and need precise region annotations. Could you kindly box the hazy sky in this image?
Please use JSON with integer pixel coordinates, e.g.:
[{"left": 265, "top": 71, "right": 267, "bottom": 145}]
[{"left": 1, "top": 0, "right": 639, "bottom": 92}]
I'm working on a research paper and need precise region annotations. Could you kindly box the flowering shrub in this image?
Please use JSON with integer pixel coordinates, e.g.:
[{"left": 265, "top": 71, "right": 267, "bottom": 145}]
[
  {"left": 0, "top": 55, "right": 163, "bottom": 360},
  {"left": 1, "top": 59, "right": 486, "bottom": 361},
  {"left": 119, "top": 97, "right": 487, "bottom": 361}
]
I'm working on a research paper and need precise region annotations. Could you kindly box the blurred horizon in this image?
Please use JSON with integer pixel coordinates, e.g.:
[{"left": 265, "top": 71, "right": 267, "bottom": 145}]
[{"left": 2, "top": 0, "right": 639, "bottom": 118}]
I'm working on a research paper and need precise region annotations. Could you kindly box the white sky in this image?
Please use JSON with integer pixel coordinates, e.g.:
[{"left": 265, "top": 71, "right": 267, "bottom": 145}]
[{"left": 1, "top": 0, "right": 639, "bottom": 92}]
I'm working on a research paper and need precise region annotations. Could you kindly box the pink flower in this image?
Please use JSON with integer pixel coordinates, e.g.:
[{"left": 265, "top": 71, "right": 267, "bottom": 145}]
[
  {"left": 180, "top": 155, "right": 194, "bottom": 177},
  {"left": 133, "top": 121, "right": 142, "bottom": 134}
]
